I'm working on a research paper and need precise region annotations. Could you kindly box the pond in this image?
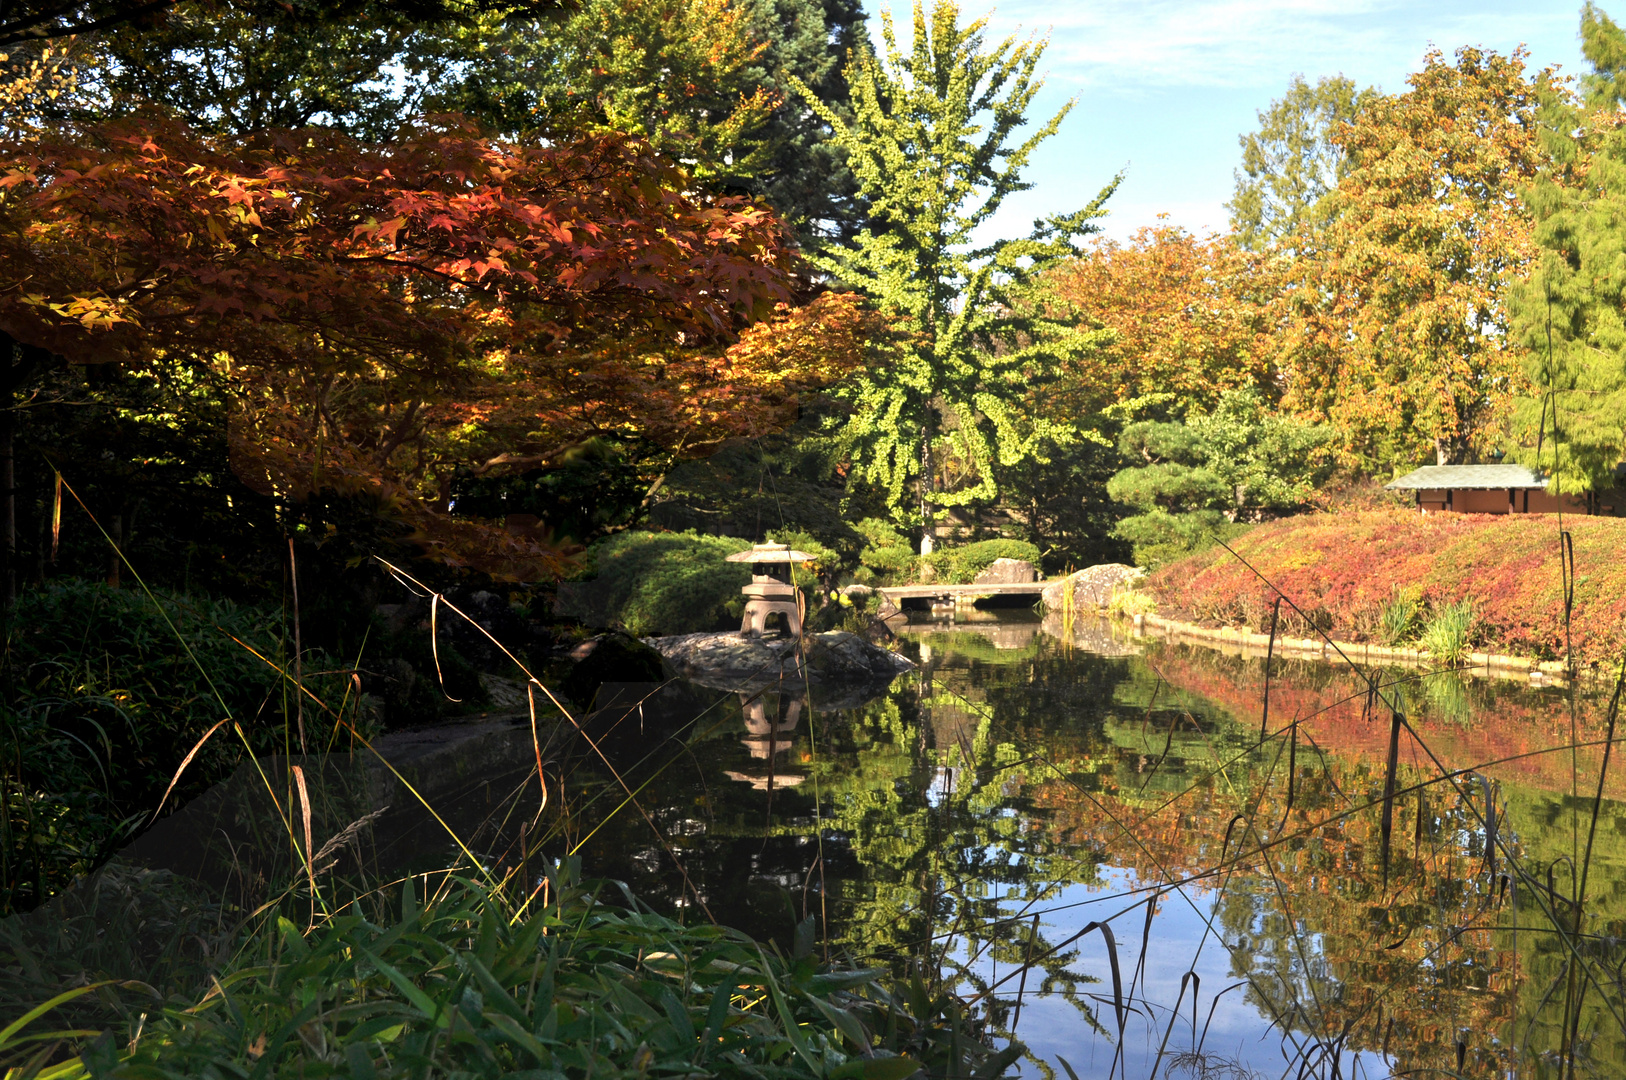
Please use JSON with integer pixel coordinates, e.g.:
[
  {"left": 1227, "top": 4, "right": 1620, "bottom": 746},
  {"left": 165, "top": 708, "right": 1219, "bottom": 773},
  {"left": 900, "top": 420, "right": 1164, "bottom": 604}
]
[{"left": 561, "top": 611, "right": 1626, "bottom": 1080}]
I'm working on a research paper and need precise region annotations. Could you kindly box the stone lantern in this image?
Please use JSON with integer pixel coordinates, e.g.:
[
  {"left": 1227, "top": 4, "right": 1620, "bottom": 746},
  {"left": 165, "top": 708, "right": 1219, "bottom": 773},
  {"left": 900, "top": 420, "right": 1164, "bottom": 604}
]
[{"left": 725, "top": 542, "right": 814, "bottom": 637}]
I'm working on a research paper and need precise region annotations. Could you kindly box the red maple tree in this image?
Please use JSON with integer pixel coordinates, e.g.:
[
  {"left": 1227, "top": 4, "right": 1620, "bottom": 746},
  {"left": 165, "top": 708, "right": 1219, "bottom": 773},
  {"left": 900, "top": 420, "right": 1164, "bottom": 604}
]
[{"left": 0, "top": 118, "right": 869, "bottom": 576}]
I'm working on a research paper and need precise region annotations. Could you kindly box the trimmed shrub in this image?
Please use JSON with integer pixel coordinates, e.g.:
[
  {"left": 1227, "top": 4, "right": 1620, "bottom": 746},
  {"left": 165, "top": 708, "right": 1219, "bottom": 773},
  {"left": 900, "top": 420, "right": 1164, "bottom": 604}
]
[
  {"left": 559, "top": 531, "right": 752, "bottom": 635},
  {"left": 1146, "top": 509, "right": 1626, "bottom": 665},
  {"left": 927, "top": 539, "right": 1042, "bottom": 584},
  {"left": 854, "top": 518, "right": 916, "bottom": 584}
]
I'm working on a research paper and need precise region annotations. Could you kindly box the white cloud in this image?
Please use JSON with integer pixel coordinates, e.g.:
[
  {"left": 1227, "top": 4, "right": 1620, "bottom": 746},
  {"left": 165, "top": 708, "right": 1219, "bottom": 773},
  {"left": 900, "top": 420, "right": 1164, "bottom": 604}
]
[{"left": 869, "top": 0, "right": 1582, "bottom": 92}]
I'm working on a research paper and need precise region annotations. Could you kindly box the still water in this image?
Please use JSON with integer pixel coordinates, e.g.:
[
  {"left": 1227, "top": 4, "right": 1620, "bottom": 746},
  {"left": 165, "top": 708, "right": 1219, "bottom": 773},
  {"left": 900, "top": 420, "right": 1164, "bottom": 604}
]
[{"left": 565, "top": 612, "right": 1626, "bottom": 1080}]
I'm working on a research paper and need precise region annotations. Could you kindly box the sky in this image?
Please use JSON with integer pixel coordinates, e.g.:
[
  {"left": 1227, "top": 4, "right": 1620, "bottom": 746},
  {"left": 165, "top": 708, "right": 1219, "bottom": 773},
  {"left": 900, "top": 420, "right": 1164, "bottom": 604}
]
[{"left": 865, "top": 0, "right": 1594, "bottom": 241}]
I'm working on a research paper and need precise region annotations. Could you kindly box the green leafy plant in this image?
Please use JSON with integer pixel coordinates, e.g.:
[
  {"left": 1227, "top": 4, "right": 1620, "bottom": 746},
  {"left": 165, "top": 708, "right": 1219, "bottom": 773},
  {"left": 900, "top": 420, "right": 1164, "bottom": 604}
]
[
  {"left": 36, "top": 866, "right": 1002, "bottom": 1080},
  {"left": 1378, "top": 586, "right": 1425, "bottom": 646},
  {"left": 1421, "top": 598, "right": 1477, "bottom": 665}
]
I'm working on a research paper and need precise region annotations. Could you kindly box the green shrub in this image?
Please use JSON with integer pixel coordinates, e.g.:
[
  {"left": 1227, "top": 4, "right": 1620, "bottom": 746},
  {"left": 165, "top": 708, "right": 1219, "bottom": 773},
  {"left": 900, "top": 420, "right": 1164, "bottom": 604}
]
[
  {"left": 1421, "top": 599, "right": 1477, "bottom": 665},
  {"left": 923, "top": 539, "right": 1042, "bottom": 584},
  {"left": 559, "top": 531, "right": 752, "bottom": 635},
  {"left": 853, "top": 518, "right": 916, "bottom": 584},
  {"left": 0, "top": 581, "right": 343, "bottom": 913}
]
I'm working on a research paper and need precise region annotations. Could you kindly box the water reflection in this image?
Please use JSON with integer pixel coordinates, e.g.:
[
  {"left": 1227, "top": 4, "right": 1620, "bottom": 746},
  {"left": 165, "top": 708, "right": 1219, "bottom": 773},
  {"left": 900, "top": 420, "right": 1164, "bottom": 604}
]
[
  {"left": 726, "top": 692, "right": 807, "bottom": 788},
  {"left": 564, "top": 613, "right": 1626, "bottom": 1079}
]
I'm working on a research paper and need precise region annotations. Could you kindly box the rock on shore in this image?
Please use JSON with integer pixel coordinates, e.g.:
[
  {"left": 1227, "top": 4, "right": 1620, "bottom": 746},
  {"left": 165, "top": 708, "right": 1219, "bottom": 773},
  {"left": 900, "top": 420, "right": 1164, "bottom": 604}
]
[
  {"left": 646, "top": 630, "right": 913, "bottom": 692},
  {"left": 1040, "top": 563, "right": 1144, "bottom": 612}
]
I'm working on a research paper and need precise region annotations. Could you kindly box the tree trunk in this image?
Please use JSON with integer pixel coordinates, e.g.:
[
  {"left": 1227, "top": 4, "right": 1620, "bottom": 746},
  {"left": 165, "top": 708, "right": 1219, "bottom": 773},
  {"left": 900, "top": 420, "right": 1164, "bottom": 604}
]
[
  {"left": 1, "top": 406, "right": 14, "bottom": 609},
  {"left": 919, "top": 427, "right": 935, "bottom": 556}
]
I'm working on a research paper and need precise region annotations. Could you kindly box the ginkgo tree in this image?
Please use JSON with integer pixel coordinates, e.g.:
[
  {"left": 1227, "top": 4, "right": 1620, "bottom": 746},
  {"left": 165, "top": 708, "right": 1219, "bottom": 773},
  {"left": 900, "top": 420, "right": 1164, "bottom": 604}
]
[
  {"left": 794, "top": 0, "right": 1115, "bottom": 552},
  {"left": 0, "top": 118, "right": 868, "bottom": 578}
]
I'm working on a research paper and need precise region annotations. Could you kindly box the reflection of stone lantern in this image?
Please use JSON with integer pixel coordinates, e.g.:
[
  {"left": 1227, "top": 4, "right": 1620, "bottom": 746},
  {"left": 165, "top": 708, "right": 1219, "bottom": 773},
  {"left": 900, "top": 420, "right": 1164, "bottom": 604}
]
[
  {"left": 725, "top": 542, "right": 815, "bottom": 637},
  {"left": 725, "top": 691, "right": 807, "bottom": 789}
]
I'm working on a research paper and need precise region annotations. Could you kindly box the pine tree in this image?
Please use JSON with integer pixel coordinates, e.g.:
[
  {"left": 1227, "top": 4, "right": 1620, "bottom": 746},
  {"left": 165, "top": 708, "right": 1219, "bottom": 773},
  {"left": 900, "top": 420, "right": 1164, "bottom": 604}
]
[
  {"left": 795, "top": 0, "right": 1115, "bottom": 550},
  {"left": 1506, "top": 3, "right": 1626, "bottom": 494}
]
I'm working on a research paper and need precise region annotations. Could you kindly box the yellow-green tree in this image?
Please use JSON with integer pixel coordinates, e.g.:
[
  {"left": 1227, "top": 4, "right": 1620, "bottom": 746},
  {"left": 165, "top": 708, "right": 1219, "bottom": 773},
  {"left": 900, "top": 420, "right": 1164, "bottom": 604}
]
[
  {"left": 794, "top": 0, "right": 1115, "bottom": 549},
  {"left": 1280, "top": 47, "right": 1545, "bottom": 473}
]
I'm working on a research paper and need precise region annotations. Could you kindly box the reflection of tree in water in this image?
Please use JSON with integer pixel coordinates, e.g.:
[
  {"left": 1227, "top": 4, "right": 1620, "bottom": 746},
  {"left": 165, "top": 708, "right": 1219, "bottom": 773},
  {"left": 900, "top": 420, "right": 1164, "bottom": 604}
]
[
  {"left": 813, "top": 690, "right": 1108, "bottom": 1034},
  {"left": 562, "top": 626, "right": 1626, "bottom": 1076}
]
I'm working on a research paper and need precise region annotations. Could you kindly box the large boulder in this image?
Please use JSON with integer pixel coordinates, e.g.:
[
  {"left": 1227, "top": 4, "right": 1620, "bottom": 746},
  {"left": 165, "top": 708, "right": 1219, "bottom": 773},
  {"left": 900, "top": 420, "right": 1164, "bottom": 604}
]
[
  {"left": 972, "top": 557, "right": 1037, "bottom": 585},
  {"left": 1041, "top": 564, "right": 1145, "bottom": 612},
  {"left": 561, "top": 632, "right": 668, "bottom": 707},
  {"left": 646, "top": 630, "right": 913, "bottom": 705}
]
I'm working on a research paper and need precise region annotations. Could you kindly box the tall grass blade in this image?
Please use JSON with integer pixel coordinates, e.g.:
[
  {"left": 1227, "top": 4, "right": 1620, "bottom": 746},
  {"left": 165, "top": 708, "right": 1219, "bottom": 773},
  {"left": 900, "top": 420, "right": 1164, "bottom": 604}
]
[
  {"left": 291, "top": 764, "right": 316, "bottom": 906},
  {"left": 527, "top": 684, "right": 548, "bottom": 816},
  {"left": 1561, "top": 529, "right": 1575, "bottom": 670},
  {"left": 49, "top": 472, "right": 61, "bottom": 564},
  {"left": 149, "top": 717, "right": 231, "bottom": 823},
  {"left": 287, "top": 537, "right": 306, "bottom": 754},
  {"left": 1131, "top": 893, "right": 1157, "bottom": 1000},
  {"left": 1149, "top": 971, "right": 1199, "bottom": 1080},
  {"left": 1469, "top": 772, "right": 1497, "bottom": 877},
  {"left": 0, "top": 980, "right": 128, "bottom": 1053},
  {"left": 428, "top": 594, "right": 461, "bottom": 702},
  {"left": 1082, "top": 921, "right": 1126, "bottom": 1050},
  {"left": 1011, "top": 914, "right": 1038, "bottom": 1033},
  {"left": 1564, "top": 657, "right": 1625, "bottom": 1067}
]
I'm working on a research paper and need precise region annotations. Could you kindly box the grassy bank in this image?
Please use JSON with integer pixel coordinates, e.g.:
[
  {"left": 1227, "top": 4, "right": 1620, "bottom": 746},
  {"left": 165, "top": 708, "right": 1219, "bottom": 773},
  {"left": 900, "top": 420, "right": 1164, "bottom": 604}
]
[{"left": 1145, "top": 509, "right": 1626, "bottom": 667}]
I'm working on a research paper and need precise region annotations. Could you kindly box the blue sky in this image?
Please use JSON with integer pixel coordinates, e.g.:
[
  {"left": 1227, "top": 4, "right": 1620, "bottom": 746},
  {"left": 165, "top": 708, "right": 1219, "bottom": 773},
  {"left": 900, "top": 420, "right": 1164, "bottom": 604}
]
[{"left": 866, "top": 0, "right": 1594, "bottom": 240}]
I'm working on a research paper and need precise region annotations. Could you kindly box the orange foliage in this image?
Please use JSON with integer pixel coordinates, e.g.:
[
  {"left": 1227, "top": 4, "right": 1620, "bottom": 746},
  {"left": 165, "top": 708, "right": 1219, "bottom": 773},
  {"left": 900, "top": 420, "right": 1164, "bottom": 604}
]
[
  {"left": 1278, "top": 48, "right": 1545, "bottom": 470},
  {"left": 1046, "top": 225, "right": 1281, "bottom": 413},
  {"left": 0, "top": 119, "right": 867, "bottom": 577}
]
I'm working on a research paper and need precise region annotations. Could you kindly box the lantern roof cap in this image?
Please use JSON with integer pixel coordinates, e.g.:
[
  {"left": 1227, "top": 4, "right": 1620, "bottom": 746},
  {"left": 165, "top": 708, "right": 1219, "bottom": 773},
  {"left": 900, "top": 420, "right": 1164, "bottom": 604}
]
[{"left": 726, "top": 542, "right": 817, "bottom": 564}]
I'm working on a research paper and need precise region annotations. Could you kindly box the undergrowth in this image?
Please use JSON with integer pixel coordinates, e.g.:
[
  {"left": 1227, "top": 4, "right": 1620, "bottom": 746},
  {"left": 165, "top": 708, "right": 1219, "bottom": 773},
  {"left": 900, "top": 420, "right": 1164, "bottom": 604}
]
[
  {"left": 13, "top": 865, "right": 982, "bottom": 1080},
  {"left": 0, "top": 581, "right": 350, "bottom": 915}
]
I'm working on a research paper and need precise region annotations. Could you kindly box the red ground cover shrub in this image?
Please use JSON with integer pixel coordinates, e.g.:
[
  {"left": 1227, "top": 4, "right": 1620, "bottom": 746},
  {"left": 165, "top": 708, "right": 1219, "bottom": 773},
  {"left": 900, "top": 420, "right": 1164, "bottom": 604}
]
[{"left": 1146, "top": 509, "right": 1626, "bottom": 666}]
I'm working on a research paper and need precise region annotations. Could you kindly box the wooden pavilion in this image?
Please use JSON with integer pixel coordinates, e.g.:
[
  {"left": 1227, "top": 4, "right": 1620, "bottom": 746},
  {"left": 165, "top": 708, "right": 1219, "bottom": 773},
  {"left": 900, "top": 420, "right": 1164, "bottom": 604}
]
[{"left": 1382, "top": 464, "right": 1608, "bottom": 515}]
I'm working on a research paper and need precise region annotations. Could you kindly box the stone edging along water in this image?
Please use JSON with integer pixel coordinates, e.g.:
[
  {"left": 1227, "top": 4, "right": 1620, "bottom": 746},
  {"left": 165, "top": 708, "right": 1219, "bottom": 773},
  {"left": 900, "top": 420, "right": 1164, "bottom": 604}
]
[{"left": 1121, "top": 611, "right": 1596, "bottom": 688}]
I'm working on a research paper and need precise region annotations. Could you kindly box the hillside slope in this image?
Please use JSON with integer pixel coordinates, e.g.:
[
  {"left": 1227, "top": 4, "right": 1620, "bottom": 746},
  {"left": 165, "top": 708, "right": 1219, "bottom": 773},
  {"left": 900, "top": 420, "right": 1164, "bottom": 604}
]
[{"left": 1146, "top": 509, "right": 1626, "bottom": 666}]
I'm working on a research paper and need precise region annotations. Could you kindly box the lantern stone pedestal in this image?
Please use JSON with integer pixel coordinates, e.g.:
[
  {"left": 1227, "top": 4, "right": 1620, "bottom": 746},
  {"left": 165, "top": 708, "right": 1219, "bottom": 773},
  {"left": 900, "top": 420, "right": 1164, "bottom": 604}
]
[{"left": 726, "top": 542, "right": 814, "bottom": 638}]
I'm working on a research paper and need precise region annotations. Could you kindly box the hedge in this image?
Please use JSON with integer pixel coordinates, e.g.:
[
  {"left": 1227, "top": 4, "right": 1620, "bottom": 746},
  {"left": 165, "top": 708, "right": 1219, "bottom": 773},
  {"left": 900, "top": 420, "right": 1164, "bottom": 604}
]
[
  {"left": 927, "top": 539, "right": 1042, "bottom": 584},
  {"left": 1145, "top": 509, "right": 1626, "bottom": 665},
  {"left": 558, "top": 531, "right": 753, "bottom": 635}
]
